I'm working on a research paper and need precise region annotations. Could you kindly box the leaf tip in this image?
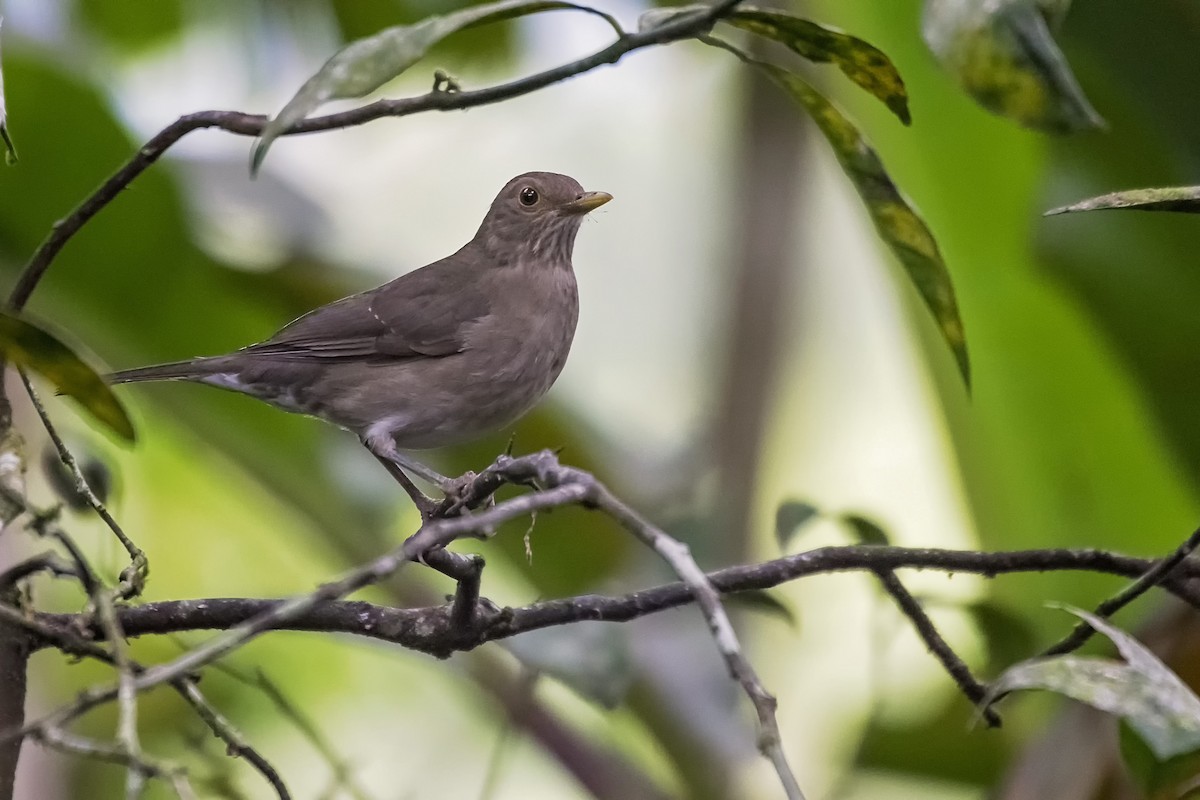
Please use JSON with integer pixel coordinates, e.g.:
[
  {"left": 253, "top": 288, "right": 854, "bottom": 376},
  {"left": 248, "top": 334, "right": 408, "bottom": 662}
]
[{"left": 248, "top": 139, "right": 268, "bottom": 178}]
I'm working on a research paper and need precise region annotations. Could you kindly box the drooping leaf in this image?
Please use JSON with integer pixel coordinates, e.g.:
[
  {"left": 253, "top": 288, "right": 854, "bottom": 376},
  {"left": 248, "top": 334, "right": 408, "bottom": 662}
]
[
  {"left": 775, "top": 500, "right": 819, "bottom": 549},
  {"left": 639, "top": 5, "right": 910, "bottom": 123},
  {"left": 0, "top": 17, "right": 15, "bottom": 166},
  {"left": 922, "top": 0, "right": 1103, "bottom": 133},
  {"left": 0, "top": 311, "right": 134, "bottom": 441},
  {"left": 1046, "top": 186, "right": 1200, "bottom": 216},
  {"left": 704, "top": 38, "right": 970, "bottom": 385},
  {"left": 503, "top": 622, "right": 632, "bottom": 709},
  {"left": 839, "top": 513, "right": 891, "bottom": 546},
  {"left": 984, "top": 607, "right": 1200, "bottom": 761},
  {"left": 252, "top": 0, "right": 619, "bottom": 173},
  {"left": 725, "top": 7, "right": 910, "bottom": 124}
]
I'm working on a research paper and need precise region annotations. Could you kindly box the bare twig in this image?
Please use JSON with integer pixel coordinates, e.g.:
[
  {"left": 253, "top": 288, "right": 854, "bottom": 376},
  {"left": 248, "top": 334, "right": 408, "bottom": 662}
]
[
  {"left": 0, "top": 550, "right": 76, "bottom": 589},
  {"left": 1039, "top": 525, "right": 1200, "bottom": 658},
  {"left": 873, "top": 569, "right": 999, "bottom": 727},
  {"left": 174, "top": 679, "right": 292, "bottom": 800},
  {"left": 0, "top": 605, "right": 290, "bottom": 800},
  {"left": 230, "top": 669, "right": 371, "bottom": 800},
  {"left": 20, "top": 372, "right": 147, "bottom": 598},
  {"left": 95, "top": 593, "right": 147, "bottom": 800},
  {"left": 9, "top": 449, "right": 1200, "bottom": 799},
  {"left": 31, "top": 727, "right": 195, "bottom": 800}
]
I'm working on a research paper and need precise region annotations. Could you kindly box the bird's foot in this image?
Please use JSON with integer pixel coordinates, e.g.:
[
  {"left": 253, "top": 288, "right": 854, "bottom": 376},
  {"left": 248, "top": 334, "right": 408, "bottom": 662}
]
[{"left": 435, "top": 470, "right": 490, "bottom": 517}]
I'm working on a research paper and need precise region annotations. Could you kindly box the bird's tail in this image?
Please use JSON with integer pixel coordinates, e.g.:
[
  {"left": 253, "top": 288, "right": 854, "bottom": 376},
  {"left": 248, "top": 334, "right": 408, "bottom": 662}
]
[{"left": 107, "top": 357, "right": 227, "bottom": 385}]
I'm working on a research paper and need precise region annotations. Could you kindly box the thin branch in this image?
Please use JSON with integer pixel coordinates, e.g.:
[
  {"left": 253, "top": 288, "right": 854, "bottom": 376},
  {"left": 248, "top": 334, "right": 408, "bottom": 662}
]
[
  {"left": 10, "top": 451, "right": 1200, "bottom": 797},
  {"left": 174, "top": 680, "right": 292, "bottom": 800},
  {"left": 7, "top": 0, "right": 744, "bottom": 311},
  {"left": 223, "top": 669, "right": 371, "bottom": 800},
  {"left": 0, "top": 550, "right": 76, "bottom": 589},
  {"left": 94, "top": 592, "right": 147, "bottom": 800},
  {"left": 0, "top": 606, "right": 290, "bottom": 800},
  {"left": 31, "top": 727, "right": 195, "bottom": 800},
  {"left": 1039, "top": 525, "right": 1200, "bottom": 658},
  {"left": 577, "top": 473, "right": 804, "bottom": 798},
  {"left": 20, "top": 372, "right": 147, "bottom": 598},
  {"left": 873, "top": 569, "right": 999, "bottom": 727}
]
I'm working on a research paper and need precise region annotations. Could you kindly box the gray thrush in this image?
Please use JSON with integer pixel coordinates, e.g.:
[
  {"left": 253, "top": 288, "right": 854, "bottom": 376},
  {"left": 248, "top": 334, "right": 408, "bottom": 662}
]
[{"left": 109, "top": 171, "right": 611, "bottom": 516}]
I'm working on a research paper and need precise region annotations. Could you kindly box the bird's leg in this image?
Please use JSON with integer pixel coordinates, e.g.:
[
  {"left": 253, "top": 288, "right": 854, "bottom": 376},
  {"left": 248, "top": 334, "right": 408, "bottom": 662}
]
[
  {"left": 362, "top": 437, "right": 477, "bottom": 520},
  {"left": 368, "top": 450, "right": 441, "bottom": 521}
]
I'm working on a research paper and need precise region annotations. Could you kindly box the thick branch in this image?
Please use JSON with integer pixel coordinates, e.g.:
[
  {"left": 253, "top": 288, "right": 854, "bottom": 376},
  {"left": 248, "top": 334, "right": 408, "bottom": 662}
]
[
  {"left": 22, "top": 544, "right": 1195, "bottom": 659},
  {"left": 0, "top": 609, "right": 29, "bottom": 800}
]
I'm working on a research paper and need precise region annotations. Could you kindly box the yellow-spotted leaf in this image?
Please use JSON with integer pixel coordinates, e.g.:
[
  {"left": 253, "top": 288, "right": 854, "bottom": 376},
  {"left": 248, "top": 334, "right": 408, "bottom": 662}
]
[
  {"left": 0, "top": 311, "right": 134, "bottom": 441},
  {"left": 705, "top": 38, "right": 970, "bottom": 385},
  {"left": 1047, "top": 186, "right": 1200, "bottom": 216},
  {"left": 726, "top": 7, "right": 910, "bottom": 124},
  {"left": 922, "top": 0, "right": 1102, "bottom": 133},
  {"left": 639, "top": 5, "right": 909, "bottom": 123},
  {"left": 252, "top": 0, "right": 618, "bottom": 173}
]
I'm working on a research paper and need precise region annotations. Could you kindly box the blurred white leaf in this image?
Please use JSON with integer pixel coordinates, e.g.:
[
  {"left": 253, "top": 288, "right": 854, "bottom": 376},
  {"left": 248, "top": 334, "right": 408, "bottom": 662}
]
[{"left": 985, "top": 606, "right": 1200, "bottom": 760}]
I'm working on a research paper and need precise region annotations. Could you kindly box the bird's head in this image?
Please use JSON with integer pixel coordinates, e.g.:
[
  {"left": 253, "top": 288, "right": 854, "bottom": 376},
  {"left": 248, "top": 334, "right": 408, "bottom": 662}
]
[{"left": 475, "top": 172, "right": 611, "bottom": 266}]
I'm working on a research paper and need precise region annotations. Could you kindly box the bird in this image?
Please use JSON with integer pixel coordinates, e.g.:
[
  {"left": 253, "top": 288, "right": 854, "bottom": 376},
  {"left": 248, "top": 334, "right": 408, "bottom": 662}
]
[{"left": 108, "top": 171, "right": 611, "bottom": 517}]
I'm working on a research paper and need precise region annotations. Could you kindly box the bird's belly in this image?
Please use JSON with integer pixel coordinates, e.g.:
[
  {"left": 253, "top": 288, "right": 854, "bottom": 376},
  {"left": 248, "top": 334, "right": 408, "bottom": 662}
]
[{"left": 313, "top": 344, "right": 570, "bottom": 449}]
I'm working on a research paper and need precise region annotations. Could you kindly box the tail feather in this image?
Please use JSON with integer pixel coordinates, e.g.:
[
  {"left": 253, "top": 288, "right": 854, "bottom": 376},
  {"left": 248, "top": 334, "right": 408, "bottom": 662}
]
[{"left": 107, "top": 357, "right": 225, "bottom": 385}]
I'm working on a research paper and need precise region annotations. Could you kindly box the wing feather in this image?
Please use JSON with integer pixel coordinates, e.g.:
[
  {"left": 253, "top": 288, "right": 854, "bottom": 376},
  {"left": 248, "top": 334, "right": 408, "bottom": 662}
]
[{"left": 238, "top": 252, "right": 489, "bottom": 362}]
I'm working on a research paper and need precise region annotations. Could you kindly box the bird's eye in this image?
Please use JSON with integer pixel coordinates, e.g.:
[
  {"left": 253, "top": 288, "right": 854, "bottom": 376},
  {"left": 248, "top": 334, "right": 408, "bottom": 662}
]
[{"left": 519, "top": 187, "right": 539, "bottom": 206}]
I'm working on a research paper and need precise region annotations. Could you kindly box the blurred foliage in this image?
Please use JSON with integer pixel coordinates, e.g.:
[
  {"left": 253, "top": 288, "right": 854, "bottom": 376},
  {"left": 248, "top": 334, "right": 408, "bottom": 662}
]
[
  {"left": 827, "top": 0, "right": 1200, "bottom": 794},
  {"left": 922, "top": 0, "right": 1103, "bottom": 133},
  {"left": 73, "top": 0, "right": 185, "bottom": 52},
  {"left": 0, "top": 310, "right": 133, "bottom": 440}
]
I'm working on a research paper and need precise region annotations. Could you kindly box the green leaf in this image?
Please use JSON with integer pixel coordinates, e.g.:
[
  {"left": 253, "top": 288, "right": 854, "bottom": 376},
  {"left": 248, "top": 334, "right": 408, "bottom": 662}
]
[
  {"left": 1119, "top": 720, "right": 1200, "bottom": 799},
  {"left": 704, "top": 38, "right": 970, "bottom": 385},
  {"left": 0, "top": 311, "right": 134, "bottom": 441},
  {"left": 725, "top": 7, "right": 910, "bottom": 124},
  {"left": 1046, "top": 186, "right": 1200, "bottom": 216},
  {"left": 839, "top": 512, "right": 890, "bottom": 546},
  {"left": 252, "top": 0, "right": 618, "bottom": 173},
  {"left": 0, "top": 17, "right": 16, "bottom": 166},
  {"left": 985, "top": 607, "right": 1200, "bottom": 761},
  {"left": 74, "top": 0, "right": 184, "bottom": 53},
  {"left": 775, "top": 500, "right": 819, "bottom": 549},
  {"left": 922, "top": 0, "right": 1103, "bottom": 133},
  {"left": 503, "top": 623, "right": 632, "bottom": 708}
]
